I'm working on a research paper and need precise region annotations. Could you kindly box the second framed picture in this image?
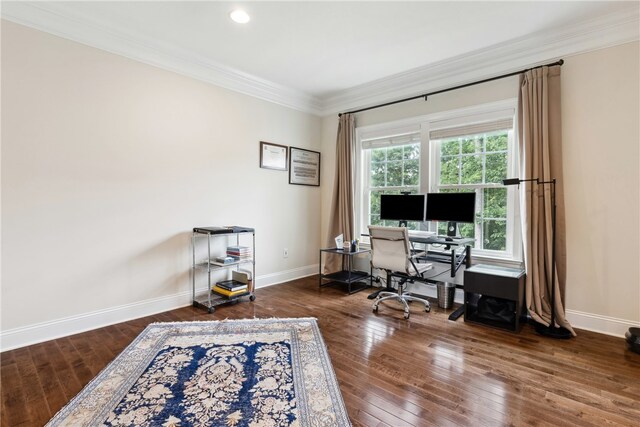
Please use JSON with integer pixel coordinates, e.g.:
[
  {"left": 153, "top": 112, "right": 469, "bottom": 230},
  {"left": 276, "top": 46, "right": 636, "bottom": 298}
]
[
  {"left": 289, "top": 147, "right": 321, "bottom": 186},
  {"left": 260, "top": 141, "right": 288, "bottom": 171}
]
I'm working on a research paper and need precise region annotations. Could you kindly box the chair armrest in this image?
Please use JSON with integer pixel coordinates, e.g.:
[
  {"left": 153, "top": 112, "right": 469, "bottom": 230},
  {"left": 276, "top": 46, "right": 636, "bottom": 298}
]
[{"left": 410, "top": 251, "right": 427, "bottom": 259}]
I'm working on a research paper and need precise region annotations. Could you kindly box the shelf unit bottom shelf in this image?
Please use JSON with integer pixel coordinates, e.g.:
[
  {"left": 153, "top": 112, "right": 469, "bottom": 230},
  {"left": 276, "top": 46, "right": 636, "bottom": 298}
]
[
  {"left": 193, "top": 290, "right": 255, "bottom": 313},
  {"left": 320, "top": 270, "right": 371, "bottom": 294},
  {"left": 321, "top": 270, "right": 370, "bottom": 283}
]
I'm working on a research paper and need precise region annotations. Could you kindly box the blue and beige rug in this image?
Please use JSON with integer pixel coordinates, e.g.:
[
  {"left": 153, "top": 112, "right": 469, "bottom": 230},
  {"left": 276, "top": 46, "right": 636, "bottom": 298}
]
[{"left": 47, "top": 318, "right": 350, "bottom": 426}]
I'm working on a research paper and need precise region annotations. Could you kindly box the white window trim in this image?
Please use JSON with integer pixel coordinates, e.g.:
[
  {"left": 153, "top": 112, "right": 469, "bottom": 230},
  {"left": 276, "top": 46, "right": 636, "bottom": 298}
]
[
  {"left": 355, "top": 99, "right": 522, "bottom": 262},
  {"left": 356, "top": 124, "right": 428, "bottom": 242}
]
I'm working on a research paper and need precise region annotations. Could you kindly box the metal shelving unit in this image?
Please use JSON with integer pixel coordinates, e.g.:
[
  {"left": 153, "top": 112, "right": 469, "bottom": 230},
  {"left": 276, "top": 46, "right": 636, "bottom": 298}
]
[{"left": 191, "top": 226, "right": 256, "bottom": 313}]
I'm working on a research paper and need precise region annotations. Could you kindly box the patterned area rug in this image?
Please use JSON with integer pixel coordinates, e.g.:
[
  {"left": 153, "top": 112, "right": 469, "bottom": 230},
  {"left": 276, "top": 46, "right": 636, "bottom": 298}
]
[{"left": 47, "top": 318, "right": 350, "bottom": 426}]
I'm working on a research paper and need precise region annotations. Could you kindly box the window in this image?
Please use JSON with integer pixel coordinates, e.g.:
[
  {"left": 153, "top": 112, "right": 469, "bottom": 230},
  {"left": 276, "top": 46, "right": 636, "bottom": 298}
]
[
  {"left": 432, "top": 128, "right": 512, "bottom": 252},
  {"left": 360, "top": 132, "right": 423, "bottom": 230},
  {"left": 356, "top": 101, "right": 519, "bottom": 260}
]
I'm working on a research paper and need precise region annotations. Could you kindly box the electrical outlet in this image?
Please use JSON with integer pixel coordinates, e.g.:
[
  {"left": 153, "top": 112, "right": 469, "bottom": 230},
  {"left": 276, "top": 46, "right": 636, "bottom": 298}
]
[{"left": 283, "top": 248, "right": 289, "bottom": 258}]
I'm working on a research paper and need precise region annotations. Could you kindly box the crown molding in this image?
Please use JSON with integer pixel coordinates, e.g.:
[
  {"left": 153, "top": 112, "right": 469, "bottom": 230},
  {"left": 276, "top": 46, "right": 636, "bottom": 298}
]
[
  {"left": 320, "top": 7, "right": 640, "bottom": 116},
  {"left": 1, "top": 2, "right": 323, "bottom": 115},
  {"left": 2, "top": 3, "right": 637, "bottom": 118}
]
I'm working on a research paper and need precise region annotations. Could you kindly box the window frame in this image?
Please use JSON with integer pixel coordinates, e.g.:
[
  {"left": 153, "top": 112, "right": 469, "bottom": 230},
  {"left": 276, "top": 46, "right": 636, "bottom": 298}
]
[
  {"left": 355, "top": 124, "right": 429, "bottom": 241},
  {"left": 355, "top": 99, "right": 521, "bottom": 262},
  {"left": 362, "top": 135, "right": 423, "bottom": 229},
  {"left": 429, "top": 129, "right": 516, "bottom": 258}
]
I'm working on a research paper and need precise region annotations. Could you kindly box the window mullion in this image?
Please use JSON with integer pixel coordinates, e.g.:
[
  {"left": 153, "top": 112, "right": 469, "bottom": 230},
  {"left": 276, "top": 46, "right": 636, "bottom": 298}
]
[{"left": 457, "top": 141, "right": 462, "bottom": 185}]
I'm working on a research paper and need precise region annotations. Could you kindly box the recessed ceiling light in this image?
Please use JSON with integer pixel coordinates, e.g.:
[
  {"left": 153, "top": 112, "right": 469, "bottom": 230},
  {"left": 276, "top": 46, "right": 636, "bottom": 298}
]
[{"left": 230, "top": 9, "right": 250, "bottom": 24}]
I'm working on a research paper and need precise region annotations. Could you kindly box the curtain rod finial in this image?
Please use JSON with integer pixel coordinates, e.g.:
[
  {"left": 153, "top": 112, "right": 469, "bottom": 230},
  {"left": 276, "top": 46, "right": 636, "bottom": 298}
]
[{"left": 558, "top": 59, "right": 564, "bottom": 66}]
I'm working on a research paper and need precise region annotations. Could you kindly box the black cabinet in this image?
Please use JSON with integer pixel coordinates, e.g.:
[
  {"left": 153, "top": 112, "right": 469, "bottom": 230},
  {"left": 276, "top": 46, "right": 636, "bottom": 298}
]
[{"left": 464, "top": 264, "right": 525, "bottom": 332}]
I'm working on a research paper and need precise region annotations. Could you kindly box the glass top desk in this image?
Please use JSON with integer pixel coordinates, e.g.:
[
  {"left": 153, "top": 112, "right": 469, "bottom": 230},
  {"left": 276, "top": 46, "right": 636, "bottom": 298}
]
[{"left": 408, "top": 235, "right": 474, "bottom": 278}]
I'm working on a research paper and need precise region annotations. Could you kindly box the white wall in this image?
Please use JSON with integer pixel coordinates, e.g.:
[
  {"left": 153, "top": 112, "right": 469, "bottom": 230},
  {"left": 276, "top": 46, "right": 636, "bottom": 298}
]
[
  {"left": 561, "top": 43, "right": 639, "bottom": 326},
  {"left": 321, "top": 42, "right": 640, "bottom": 336},
  {"left": 1, "top": 21, "right": 322, "bottom": 349}
]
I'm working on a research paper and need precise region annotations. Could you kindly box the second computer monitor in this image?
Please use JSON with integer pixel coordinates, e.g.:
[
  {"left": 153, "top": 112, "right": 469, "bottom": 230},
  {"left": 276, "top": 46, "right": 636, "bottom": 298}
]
[{"left": 425, "top": 192, "right": 476, "bottom": 236}]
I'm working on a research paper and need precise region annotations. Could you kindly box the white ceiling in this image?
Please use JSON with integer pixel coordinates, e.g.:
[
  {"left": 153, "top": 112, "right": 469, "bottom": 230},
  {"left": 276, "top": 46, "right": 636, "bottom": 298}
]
[{"left": 3, "top": 1, "right": 639, "bottom": 115}]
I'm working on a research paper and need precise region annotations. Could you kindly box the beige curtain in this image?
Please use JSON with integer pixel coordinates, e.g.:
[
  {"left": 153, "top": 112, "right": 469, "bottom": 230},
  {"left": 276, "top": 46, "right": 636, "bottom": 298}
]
[
  {"left": 518, "top": 65, "right": 575, "bottom": 335},
  {"left": 324, "top": 114, "right": 355, "bottom": 273}
]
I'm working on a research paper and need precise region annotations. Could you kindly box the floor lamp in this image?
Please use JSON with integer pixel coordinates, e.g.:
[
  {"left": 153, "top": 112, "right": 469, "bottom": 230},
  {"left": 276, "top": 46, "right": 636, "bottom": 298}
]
[{"left": 503, "top": 177, "right": 572, "bottom": 339}]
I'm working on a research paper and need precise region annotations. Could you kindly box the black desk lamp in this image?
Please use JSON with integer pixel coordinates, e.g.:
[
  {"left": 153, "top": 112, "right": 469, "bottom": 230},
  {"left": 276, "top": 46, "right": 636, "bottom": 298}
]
[{"left": 503, "top": 177, "right": 572, "bottom": 339}]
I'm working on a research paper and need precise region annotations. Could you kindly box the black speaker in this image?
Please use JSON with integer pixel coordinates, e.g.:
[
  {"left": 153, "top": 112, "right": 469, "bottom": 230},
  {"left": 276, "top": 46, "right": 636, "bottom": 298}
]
[{"left": 446, "top": 222, "right": 457, "bottom": 237}]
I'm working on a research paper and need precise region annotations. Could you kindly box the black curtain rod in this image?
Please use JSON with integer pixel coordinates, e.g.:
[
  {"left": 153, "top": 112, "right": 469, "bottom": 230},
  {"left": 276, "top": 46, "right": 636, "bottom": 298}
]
[{"left": 338, "top": 59, "right": 564, "bottom": 117}]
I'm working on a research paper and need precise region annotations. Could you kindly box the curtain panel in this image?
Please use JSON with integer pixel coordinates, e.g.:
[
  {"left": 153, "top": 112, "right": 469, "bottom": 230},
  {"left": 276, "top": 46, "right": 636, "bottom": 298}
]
[
  {"left": 518, "top": 65, "right": 575, "bottom": 335},
  {"left": 324, "top": 114, "right": 355, "bottom": 273}
]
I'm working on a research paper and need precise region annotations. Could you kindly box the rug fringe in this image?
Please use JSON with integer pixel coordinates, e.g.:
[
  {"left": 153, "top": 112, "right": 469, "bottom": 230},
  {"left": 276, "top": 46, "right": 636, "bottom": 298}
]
[{"left": 149, "top": 317, "right": 318, "bottom": 326}]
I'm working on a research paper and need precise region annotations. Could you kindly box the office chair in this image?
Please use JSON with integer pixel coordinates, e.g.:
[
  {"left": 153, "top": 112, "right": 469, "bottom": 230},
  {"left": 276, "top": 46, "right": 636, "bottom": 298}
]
[{"left": 368, "top": 226, "right": 433, "bottom": 319}]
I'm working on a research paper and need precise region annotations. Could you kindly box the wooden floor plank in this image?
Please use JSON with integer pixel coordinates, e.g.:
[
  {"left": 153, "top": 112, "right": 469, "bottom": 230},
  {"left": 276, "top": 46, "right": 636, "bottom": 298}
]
[
  {"left": 2, "top": 275, "right": 639, "bottom": 426},
  {"left": 1, "top": 363, "right": 31, "bottom": 426}
]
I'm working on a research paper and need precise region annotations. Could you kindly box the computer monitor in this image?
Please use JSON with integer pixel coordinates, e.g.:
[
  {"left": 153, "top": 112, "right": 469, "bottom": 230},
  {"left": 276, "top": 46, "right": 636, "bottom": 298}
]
[
  {"left": 425, "top": 192, "right": 477, "bottom": 237},
  {"left": 379, "top": 194, "right": 426, "bottom": 227}
]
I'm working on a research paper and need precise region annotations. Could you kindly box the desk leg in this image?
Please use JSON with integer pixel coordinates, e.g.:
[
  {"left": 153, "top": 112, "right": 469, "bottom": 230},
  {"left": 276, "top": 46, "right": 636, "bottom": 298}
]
[
  {"left": 448, "top": 284, "right": 465, "bottom": 321},
  {"left": 465, "top": 245, "right": 472, "bottom": 268},
  {"left": 448, "top": 305, "right": 465, "bottom": 321},
  {"left": 318, "top": 251, "right": 322, "bottom": 288},
  {"left": 450, "top": 250, "right": 456, "bottom": 277},
  {"left": 347, "top": 254, "right": 352, "bottom": 294}
]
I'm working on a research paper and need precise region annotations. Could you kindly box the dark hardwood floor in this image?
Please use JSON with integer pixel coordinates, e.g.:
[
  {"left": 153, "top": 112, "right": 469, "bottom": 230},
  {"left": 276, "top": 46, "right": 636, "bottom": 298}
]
[{"left": 2, "top": 276, "right": 639, "bottom": 426}]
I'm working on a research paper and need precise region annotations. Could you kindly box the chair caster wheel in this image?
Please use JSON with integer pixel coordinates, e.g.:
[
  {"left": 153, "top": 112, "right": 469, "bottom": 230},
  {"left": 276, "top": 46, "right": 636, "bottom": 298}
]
[
  {"left": 404, "top": 311, "right": 410, "bottom": 319},
  {"left": 249, "top": 295, "right": 256, "bottom": 302},
  {"left": 372, "top": 305, "right": 378, "bottom": 313},
  {"left": 425, "top": 306, "right": 431, "bottom": 313},
  {"left": 208, "top": 307, "right": 215, "bottom": 314}
]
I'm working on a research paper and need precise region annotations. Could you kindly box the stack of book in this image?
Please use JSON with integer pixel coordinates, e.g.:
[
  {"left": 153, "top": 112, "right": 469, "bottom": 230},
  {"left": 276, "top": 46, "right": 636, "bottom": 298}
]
[
  {"left": 212, "top": 279, "right": 248, "bottom": 298},
  {"left": 227, "top": 245, "right": 252, "bottom": 261}
]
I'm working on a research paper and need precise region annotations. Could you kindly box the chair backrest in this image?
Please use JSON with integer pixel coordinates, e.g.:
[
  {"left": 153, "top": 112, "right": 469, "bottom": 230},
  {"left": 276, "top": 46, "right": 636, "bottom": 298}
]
[{"left": 368, "top": 226, "right": 412, "bottom": 274}]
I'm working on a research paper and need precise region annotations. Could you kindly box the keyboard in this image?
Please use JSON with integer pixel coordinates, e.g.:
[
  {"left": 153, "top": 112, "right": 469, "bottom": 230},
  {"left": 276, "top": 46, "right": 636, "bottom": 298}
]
[{"left": 408, "top": 230, "right": 436, "bottom": 238}]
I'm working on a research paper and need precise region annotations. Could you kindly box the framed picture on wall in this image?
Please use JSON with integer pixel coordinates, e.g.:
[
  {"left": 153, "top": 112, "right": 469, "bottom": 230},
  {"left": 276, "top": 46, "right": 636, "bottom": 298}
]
[
  {"left": 289, "top": 147, "right": 321, "bottom": 186},
  {"left": 260, "top": 141, "right": 288, "bottom": 171}
]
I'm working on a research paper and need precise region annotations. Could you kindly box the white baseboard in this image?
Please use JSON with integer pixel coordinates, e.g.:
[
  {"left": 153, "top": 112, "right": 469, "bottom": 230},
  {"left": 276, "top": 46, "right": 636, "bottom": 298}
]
[
  {"left": 2, "top": 267, "right": 635, "bottom": 351},
  {"left": 0, "top": 291, "right": 193, "bottom": 352},
  {"left": 255, "top": 264, "right": 318, "bottom": 289},
  {"left": 566, "top": 309, "right": 639, "bottom": 338},
  {"left": 393, "top": 282, "right": 639, "bottom": 338},
  {"left": 0, "top": 264, "right": 319, "bottom": 352}
]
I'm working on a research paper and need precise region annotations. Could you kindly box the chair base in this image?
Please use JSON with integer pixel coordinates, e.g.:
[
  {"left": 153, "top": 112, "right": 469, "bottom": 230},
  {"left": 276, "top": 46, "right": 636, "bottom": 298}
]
[{"left": 373, "top": 291, "right": 431, "bottom": 319}]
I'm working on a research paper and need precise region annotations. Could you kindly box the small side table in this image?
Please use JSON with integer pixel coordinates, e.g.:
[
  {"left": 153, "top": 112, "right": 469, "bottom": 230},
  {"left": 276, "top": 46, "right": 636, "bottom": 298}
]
[
  {"left": 463, "top": 264, "right": 525, "bottom": 332},
  {"left": 319, "top": 247, "right": 372, "bottom": 294}
]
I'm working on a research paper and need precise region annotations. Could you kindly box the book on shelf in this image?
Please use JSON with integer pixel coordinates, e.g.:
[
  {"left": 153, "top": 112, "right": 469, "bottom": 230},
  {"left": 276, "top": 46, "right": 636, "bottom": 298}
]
[
  {"left": 227, "top": 246, "right": 252, "bottom": 256},
  {"left": 209, "top": 256, "right": 236, "bottom": 266},
  {"left": 216, "top": 279, "right": 248, "bottom": 291},
  {"left": 232, "top": 270, "right": 253, "bottom": 292},
  {"left": 212, "top": 285, "right": 248, "bottom": 298},
  {"left": 227, "top": 254, "right": 252, "bottom": 259},
  {"left": 231, "top": 270, "right": 250, "bottom": 283}
]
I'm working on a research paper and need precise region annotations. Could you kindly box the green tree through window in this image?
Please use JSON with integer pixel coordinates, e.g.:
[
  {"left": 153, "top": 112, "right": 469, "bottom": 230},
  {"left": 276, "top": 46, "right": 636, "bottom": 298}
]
[
  {"left": 368, "top": 142, "right": 421, "bottom": 229},
  {"left": 435, "top": 131, "right": 509, "bottom": 251}
]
